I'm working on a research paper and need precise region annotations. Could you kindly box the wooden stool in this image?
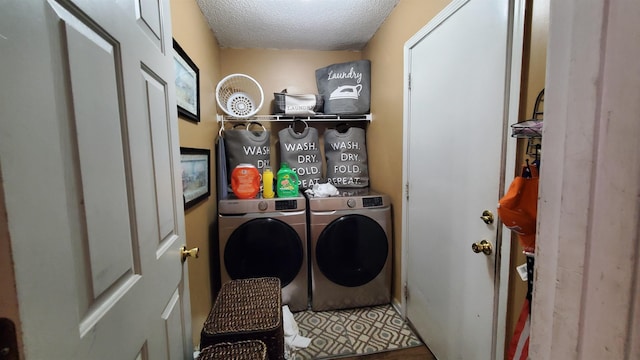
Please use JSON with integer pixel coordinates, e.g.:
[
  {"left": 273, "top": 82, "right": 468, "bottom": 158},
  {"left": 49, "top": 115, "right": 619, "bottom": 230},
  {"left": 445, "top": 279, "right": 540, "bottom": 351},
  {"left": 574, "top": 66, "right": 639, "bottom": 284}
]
[
  {"left": 200, "top": 277, "right": 284, "bottom": 360},
  {"left": 198, "top": 340, "right": 267, "bottom": 360}
]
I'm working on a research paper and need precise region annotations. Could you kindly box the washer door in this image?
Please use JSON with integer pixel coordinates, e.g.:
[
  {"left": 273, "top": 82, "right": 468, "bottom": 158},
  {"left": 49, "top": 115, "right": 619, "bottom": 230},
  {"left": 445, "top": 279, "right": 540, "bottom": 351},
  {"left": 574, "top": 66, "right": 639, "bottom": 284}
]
[
  {"left": 316, "top": 214, "right": 388, "bottom": 287},
  {"left": 224, "top": 218, "right": 303, "bottom": 287}
]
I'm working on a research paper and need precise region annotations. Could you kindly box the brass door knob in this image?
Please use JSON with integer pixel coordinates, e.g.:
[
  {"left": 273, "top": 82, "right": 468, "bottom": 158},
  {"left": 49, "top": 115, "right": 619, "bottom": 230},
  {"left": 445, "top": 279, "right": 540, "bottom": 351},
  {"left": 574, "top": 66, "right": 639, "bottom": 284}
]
[
  {"left": 180, "top": 246, "right": 199, "bottom": 262},
  {"left": 472, "top": 240, "right": 493, "bottom": 255},
  {"left": 480, "top": 210, "right": 494, "bottom": 224}
]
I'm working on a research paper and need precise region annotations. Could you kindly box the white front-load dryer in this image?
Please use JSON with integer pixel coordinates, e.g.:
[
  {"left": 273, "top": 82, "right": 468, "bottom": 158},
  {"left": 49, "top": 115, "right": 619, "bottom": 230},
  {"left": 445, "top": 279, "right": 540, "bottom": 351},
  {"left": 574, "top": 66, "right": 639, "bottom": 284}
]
[
  {"left": 218, "top": 194, "right": 308, "bottom": 312},
  {"left": 308, "top": 189, "right": 392, "bottom": 311}
]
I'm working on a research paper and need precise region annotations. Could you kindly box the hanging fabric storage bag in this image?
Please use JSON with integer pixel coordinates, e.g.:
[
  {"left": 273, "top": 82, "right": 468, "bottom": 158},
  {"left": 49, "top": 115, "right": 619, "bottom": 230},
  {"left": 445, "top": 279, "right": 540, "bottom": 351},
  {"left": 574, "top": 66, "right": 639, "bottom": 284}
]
[
  {"left": 216, "top": 126, "right": 229, "bottom": 200},
  {"left": 277, "top": 121, "right": 323, "bottom": 189},
  {"left": 324, "top": 125, "right": 369, "bottom": 188},
  {"left": 223, "top": 122, "right": 271, "bottom": 186}
]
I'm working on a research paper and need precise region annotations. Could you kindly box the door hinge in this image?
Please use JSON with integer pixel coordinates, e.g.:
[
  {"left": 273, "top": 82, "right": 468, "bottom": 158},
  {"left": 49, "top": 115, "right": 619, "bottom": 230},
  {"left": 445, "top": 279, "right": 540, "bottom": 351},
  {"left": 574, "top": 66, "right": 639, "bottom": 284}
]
[
  {"left": 408, "top": 73, "right": 411, "bottom": 91},
  {"left": 405, "top": 182, "right": 410, "bottom": 201},
  {"left": 404, "top": 282, "right": 409, "bottom": 300}
]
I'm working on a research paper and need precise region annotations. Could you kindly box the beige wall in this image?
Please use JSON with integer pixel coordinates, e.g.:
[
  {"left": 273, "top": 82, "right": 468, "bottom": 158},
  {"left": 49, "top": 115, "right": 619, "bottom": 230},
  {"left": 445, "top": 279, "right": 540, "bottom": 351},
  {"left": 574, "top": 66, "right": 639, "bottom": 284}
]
[
  {"left": 171, "top": 0, "right": 545, "bottom": 352},
  {"left": 220, "top": 48, "right": 362, "bottom": 115},
  {"left": 362, "top": 0, "right": 450, "bottom": 303},
  {"left": 200, "top": 0, "right": 452, "bottom": 317},
  {"left": 219, "top": 48, "right": 363, "bottom": 170},
  {"left": 170, "top": 0, "right": 221, "bottom": 347}
]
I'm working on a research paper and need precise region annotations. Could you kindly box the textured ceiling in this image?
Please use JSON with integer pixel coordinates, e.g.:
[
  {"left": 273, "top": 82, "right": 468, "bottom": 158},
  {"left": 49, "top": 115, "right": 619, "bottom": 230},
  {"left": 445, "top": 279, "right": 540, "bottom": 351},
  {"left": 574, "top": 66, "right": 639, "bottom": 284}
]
[{"left": 196, "top": 0, "right": 400, "bottom": 51}]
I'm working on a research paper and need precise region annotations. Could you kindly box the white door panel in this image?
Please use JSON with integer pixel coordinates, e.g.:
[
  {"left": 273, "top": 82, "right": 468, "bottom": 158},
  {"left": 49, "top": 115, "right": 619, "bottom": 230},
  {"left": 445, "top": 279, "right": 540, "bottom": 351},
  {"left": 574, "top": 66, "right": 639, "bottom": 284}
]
[
  {"left": 403, "top": 0, "right": 520, "bottom": 359},
  {"left": 65, "top": 15, "right": 137, "bottom": 300},
  {"left": 0, "top": 0, "right": 191, "bottom": 358}
]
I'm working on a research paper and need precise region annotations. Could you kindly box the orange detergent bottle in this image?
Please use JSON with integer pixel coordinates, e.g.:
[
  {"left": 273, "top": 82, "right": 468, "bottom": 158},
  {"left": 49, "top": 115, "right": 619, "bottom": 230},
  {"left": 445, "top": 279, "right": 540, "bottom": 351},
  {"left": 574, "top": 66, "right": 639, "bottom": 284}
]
[{"left": 231, "top": 164, "right": 260, "bottom": 199}]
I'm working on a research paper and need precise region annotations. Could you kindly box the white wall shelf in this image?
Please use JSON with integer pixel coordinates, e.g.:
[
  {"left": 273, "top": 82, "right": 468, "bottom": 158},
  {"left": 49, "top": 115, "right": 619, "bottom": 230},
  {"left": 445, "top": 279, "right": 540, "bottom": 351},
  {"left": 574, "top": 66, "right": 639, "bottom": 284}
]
[{"left": 216, "top": 114, "right": 372, "bottom": 123}]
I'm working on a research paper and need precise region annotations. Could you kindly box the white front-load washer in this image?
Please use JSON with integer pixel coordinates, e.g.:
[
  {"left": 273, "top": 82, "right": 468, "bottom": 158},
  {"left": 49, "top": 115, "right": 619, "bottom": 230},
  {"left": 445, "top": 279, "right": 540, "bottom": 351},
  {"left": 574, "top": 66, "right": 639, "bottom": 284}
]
[
  {"left": 307, "top": 189, "right": 392, "bottom": 311},
  {"left": 218, "top": 194, "right": 308, "bottom": 312}
]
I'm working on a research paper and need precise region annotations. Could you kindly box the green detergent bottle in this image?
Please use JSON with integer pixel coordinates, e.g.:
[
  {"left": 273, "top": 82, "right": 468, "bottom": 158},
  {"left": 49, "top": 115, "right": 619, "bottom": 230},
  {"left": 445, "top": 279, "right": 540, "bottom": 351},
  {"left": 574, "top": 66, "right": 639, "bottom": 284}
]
[{"left": 276, "top": 162, "right": 299, "bottom": 198}]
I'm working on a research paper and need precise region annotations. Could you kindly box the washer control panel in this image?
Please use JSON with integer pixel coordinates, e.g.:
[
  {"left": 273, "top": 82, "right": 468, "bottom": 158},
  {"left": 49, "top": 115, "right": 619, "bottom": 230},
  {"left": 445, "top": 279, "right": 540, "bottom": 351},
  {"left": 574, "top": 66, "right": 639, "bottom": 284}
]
[
  {"left": 362, "top": 196, "right": 384, "bottom": 208},
  {"left": 219, "top": 195, "right": 305, "bottom": 214},
  {"left": 275, "top": 199, "right": 298, "bottom": 211}
]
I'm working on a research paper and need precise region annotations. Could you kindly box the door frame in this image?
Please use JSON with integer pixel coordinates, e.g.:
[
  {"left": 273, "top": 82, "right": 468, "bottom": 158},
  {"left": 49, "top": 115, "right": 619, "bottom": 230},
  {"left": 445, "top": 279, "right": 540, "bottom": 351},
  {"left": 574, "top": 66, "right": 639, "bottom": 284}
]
[
  {"left": 400, "top": 0, "right": 525, "bottom": 358},
  {"left": 531, "top": 0, "right": 640, "bottom": 358}
]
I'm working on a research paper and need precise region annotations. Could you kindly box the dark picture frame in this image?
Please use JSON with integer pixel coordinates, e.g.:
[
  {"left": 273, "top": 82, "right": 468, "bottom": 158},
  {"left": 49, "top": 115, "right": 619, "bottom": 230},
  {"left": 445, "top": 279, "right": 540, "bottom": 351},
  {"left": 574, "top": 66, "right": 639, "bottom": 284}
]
[
  {"left": 180, "top": 147, "right": 210, "bottom": 209},
  {"left": 173, "top": 39, "right": 200, "bottom": 122}
]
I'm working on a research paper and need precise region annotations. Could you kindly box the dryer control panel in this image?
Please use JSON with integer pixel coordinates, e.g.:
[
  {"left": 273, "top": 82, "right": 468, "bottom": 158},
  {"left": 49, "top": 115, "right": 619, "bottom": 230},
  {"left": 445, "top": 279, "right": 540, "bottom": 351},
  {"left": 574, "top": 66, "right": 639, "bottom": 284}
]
[{"left": 307, "top": 192, "right": 389, "bottom": 211}]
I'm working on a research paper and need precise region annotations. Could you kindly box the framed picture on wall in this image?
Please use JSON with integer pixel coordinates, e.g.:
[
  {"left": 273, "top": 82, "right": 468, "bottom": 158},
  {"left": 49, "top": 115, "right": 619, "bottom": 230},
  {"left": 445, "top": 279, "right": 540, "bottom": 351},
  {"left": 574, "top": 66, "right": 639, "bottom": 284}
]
[
  {"left": 180, "top": 147, "right": 210, "bottom": 209},
  {"left": 173, "top": 39, "right": 200, "bottom": 122}
]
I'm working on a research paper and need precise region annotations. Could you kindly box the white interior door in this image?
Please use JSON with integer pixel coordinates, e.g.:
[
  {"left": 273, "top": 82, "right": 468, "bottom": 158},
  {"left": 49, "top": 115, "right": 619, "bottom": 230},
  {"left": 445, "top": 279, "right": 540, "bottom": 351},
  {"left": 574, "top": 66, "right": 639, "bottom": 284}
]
[
  {"left": 0, "top": 1, "right": 191, "bottom": 359},
  {"left": 402, "top": 0, "right": 521, "bottom": 359}
]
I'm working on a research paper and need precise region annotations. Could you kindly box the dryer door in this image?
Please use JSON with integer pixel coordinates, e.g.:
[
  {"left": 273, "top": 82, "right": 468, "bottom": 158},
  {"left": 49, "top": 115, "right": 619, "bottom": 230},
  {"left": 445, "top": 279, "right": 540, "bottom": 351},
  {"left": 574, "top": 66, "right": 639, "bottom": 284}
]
[
  {"left": 224, "top": 218, "right": 303, "bottom": 287},
  {"left": 316, "top": 214, "right": 388, "bottom": 287}
]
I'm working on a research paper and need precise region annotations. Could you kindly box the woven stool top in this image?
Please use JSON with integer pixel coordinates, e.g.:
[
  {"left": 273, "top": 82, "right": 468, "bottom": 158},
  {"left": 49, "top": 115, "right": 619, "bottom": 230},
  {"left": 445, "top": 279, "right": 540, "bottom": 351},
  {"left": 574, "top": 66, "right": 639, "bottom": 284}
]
[
  {"left": 199, "top": 340, "right": 267, "bottom": 360},
  {"left": 204, "top": 277, "right": 282, "bottom": 335}
]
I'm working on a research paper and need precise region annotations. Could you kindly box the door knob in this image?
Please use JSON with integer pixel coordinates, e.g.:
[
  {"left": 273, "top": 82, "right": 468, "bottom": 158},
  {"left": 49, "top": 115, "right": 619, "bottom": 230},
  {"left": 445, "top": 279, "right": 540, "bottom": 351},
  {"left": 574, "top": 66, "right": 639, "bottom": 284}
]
[
  {"left": 472, "top": 240, "right": 493, "bottom": 255},
  {"left": 480, "top": 210, "right": 494, "bottom": 224},
  {"left": 180, "top": 246, "right": 199, "bottom": 262}
]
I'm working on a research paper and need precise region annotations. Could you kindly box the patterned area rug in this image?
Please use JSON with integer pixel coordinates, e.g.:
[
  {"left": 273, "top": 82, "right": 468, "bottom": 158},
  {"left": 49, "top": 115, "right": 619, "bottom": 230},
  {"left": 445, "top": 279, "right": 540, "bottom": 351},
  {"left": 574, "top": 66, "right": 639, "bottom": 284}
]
[{"left": 289, "top": 304, "right": 422, "bottom": 359}]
